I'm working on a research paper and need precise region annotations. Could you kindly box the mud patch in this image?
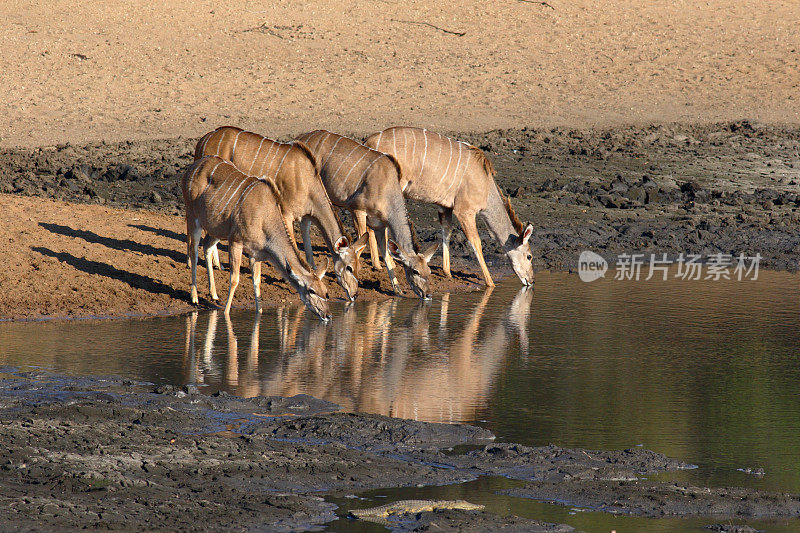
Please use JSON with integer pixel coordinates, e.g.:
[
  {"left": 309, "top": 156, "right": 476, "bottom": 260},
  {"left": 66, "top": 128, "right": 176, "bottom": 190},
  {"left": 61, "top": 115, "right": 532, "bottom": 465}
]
[
  {"left": 502, "top": 480, "right": 800, "bottom": 518},
  {"left": 1, "top": 370, "right": 797, "bottom": 531}
]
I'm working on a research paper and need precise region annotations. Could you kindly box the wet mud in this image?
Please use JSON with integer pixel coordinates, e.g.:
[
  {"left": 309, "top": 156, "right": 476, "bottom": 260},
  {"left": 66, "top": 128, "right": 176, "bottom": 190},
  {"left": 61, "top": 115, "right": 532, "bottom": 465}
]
[{"left": 1, "top": 370, "right": 798, "bottom": 531}]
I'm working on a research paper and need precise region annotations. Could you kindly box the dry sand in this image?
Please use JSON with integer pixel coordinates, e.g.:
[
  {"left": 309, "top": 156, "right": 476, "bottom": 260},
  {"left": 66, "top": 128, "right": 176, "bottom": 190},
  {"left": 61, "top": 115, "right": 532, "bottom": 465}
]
[{"left": 1, "top": 0, "right": 798, "bottom": 148}]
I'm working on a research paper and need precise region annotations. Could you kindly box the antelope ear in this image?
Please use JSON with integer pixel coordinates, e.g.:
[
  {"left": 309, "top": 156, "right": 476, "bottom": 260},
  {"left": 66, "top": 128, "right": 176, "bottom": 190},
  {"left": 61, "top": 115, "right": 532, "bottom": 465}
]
[
  {"left": 421, "top": 241, "right": 439, "bottom": 263},
  {"left": 316, "top": 257, "right": 331, "bottom": 280},
  {"left": 333, "top": 236, "right": 349, "bottom": 254},
  {"left": 387, "top": 239, "right": 409, "bottom": 264},
  {"left": 353, "top": 232, "right": 369, "bottom": 254},
  {"left": 520, "top": 224, "right": 533, "bottom": 245}
]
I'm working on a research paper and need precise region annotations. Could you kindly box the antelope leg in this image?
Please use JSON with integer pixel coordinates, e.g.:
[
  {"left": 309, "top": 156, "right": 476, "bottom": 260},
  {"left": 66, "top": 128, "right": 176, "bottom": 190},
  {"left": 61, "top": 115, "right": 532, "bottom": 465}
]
[
  {"left": 224, "top": 241, "right": 243, "bottom": 315},
  {"left": 455, "top": 212, "right": 494, "bottom": 287}
]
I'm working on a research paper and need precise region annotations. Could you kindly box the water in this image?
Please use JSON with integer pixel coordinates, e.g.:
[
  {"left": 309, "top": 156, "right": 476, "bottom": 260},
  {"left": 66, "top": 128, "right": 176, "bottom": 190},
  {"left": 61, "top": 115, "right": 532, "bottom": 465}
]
[{"left": 2, "top": 271, "right": 799, "bottom": 531}]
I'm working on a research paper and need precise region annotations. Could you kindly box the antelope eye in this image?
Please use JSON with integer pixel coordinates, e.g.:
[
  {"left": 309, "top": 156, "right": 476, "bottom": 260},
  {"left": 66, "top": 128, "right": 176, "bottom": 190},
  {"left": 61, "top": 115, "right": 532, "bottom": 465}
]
[
  {"left": 346, "top": 265, "right": 353, "bottom": 273},
  {"left": 526, "top": 254, "right": 532, "bottom": 261},
  {"left": 308, "top": 288, "right": 316, "bottom": 296},
  {"left": 412, "top": 269, "right": 420, "bottom": 276}
]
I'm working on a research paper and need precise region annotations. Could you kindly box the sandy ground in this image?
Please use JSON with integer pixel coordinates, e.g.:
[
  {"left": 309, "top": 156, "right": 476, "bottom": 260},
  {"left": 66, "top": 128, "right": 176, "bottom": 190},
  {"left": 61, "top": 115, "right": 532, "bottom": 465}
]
[{"left": 1, "top": 1, "right": 799, "bottom": 149}]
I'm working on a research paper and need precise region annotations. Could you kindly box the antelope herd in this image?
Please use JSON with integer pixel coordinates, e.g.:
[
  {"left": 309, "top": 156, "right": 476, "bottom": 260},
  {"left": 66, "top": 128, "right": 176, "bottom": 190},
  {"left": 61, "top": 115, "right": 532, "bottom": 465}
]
[{"left": 182, "top": 126, "right": 535, "bottom": 319}]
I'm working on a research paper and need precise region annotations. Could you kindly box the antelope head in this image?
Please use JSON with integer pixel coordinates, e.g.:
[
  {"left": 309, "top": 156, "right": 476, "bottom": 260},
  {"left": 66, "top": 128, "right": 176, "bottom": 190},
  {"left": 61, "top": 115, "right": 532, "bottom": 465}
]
[
  {"left": 388, "top": 239, "right": 439, "bottom": 300},
  {"left": 332, "top": 234, "right": 368, "bottom": 301},
  {"left": 286, "top": 260, "right": 331, "bottom": 321},
  {"left": 506, "top": 224, "right": 535, "bottom": 286}
]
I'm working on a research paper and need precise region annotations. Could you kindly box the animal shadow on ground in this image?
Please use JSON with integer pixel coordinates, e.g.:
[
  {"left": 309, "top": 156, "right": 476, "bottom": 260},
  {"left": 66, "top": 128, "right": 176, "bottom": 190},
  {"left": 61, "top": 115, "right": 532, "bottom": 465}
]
[
  {"left": 32, "top": 246, "right": 189, "bottom": 300},
  {"left": 40, "top": 222, "right": 184, "bottom": 263},
  {"left": 128, "top": 224, "right": 185, "bottom": 243}
]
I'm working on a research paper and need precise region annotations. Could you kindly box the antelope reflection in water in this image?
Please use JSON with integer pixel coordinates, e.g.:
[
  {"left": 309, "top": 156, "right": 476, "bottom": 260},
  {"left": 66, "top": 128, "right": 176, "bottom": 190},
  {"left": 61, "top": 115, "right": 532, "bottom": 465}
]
[{"left": 182, "top": 286, "right": 534, "bottom": 423}]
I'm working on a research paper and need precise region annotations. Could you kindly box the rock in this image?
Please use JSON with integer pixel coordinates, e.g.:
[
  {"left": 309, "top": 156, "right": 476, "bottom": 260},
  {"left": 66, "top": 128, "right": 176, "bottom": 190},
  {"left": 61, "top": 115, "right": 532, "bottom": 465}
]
[
  {"left": 599, "top": 194, "right": 620, "bottom": 209},
  {"left": 762, "top": 199, "right": 774, "bottom": 210},
  {"left": 149, "top": 191, "right": 162, "bottom": 203},
  {"left": 103, "top": 164, "right": 140, "bottom": 182},
  {"left": 610, "top": 177, "right": 629, "bottom": 194},
  {"left": 646, "top": 189, "right": 660, "bottom": 204},
  {"left": 626, "top": 186, "right": 646, "bottom": 204}
]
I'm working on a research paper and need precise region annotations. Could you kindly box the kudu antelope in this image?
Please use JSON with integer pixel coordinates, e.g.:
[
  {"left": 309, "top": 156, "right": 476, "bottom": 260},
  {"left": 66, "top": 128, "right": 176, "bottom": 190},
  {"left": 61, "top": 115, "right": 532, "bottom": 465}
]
[
  {"left": 182, "top": 155, "right": 331, "bottom": 319},
  {"left": 195, "top": 126, "right": 367, "bottom": 301},
  {"left": 296, "top": 130, "right": 438, "bottom": 299},
  {"left": 364, "top": 127, "right": 535, "bottom": 287}
]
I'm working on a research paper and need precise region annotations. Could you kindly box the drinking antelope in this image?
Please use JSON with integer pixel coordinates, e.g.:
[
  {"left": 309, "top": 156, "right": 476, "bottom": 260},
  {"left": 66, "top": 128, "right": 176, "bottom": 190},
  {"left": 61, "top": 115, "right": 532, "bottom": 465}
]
[
  {"left": 296, "top": 130, "right": 438, "bottom": 299},
  {"left": 195, "top": 126, "right": 367, "bottom": 301},
  {"left": 182, "top": 155, "right": 331, "bottom": 319},
  {"left": 364, "top": 127, "right": 534, "bottom": 287}
]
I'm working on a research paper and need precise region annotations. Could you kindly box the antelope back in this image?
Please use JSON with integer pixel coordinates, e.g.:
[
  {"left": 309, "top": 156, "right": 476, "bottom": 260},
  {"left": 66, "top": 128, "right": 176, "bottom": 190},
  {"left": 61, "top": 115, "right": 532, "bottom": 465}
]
[
  {"left": 182, "top": 155, "right": 281, "bottom": 243},
  {"left": 365, "top": 126, "right": 492, "bottom": 207},
  {"left": 296, "top": 130, "right": 393, "bottom": 204},
  {"left": 198, "top": 127, "right": 329, "bottom": 215}
]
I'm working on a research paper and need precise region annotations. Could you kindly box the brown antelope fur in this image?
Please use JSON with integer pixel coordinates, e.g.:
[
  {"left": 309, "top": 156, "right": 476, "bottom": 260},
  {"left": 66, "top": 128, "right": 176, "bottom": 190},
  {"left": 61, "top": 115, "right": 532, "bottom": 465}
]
[
  {"left": 195, "top": 126, "right": 367, "bottom": 301},
  {"left": 181, "top": 155, "right": 331, "bottom": 319},
  {"left": 365, "top": 127, "right": 535, "bottom": 287},
  {"left": 296, "top": 130, "right": 438, "bottom": 299}
]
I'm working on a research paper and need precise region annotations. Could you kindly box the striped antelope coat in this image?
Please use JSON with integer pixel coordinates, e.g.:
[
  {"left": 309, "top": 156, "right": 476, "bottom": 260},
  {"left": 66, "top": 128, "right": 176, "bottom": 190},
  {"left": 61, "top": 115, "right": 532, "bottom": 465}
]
[
  {"left": 296, "top": 130, "right": 438, "bottom": 299},
  {"left": 182, "top": 155, "right": 330, "bottom": 319},
  {"left": 195, "top": 126, "right": 366, "bottom": 301},
  {"left": 365, "top": 127, "right": 534, "bottom": 287}
]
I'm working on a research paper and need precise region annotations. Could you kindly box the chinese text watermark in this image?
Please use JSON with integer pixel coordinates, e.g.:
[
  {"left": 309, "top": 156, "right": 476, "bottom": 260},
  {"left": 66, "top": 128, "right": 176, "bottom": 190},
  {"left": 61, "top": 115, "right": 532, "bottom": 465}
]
[{"left": 578, "top": 251, "right": 761, "bottom": 282}]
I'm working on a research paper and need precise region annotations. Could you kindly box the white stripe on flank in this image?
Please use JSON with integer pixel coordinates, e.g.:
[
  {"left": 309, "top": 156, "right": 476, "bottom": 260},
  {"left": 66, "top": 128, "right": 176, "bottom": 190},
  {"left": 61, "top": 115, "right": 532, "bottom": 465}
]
[
  {"left": 257, "top": 141, "right": 276, "bottom": 176},
  {"left": 204, "top": 161, "right": 232, "bottom": 205},
  {"left": 231, "top": 131, "right": 243, "bottom": 159},
  {"left": 430, "top": 133, "right": 444, "bottom": 187},
  {"left": 247, "top": 137, "right": 266, "bottom": 175},
  {"left": 420, "top": 129, "right": 428, "bottom": 181},
  {"left": 187, "top": 161, "right": 203, "bottom": 189},
  {"left": 444, "top": 142, "right": 465, "bottom": 200},
  {"left": 323, "top": 137, "right": 344, "bottom": 171},
  {"left": 374, "top": 131, "right": 384, "bottom": 151},
  {"left": 214, "top": 130, "right": 226, "bottom": 156},
  {"left": 358, "top": 154, "right": 382, "bottom": 184},
  {"left": 233, "top": 180, "right": 260, "bottom": 217},
  {"left": 409, "top": 129, "right": 417, "bottom": 170},
  {"left": 264, "top": 142, "right": 283, "bottom": 177},
  {"left": 392, "top": 129, "right": 397, "bottom": 158},
  {"left": 331, "top": 145, "right": 360, "bottom": 182},
  {"left": 341, "top": 150, "right": 370, "bottom": 188},
  {"left": 310, "top": 131, "right": 330, "bottom": 153},
  {"left": 218, "top": 174, "right": 251, "bottom": 214},
  {"left": 198, "top": 131, "right": 212, "bottom": 157},
  {"left": 273, "top": 147, "right": 291, "bottom": 179},
  {"left": 438, "top": 137, "right": 454, "bottom": 190}
]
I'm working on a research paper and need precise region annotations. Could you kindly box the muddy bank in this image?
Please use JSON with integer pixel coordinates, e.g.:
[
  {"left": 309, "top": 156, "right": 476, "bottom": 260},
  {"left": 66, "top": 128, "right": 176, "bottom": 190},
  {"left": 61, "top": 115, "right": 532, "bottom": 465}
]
[
  {"left": 502, "top": 480, "right": 800, "bottom": 519},
  {"left": 2, "top": 122, "right": 799, "bottom": 279},
  {"left": 1, "top": 370, "right": 799, "bottom": 531}
]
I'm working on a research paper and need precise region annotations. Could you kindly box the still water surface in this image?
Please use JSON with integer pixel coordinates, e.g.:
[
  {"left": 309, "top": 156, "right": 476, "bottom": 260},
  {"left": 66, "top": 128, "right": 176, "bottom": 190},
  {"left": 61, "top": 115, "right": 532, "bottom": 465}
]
[{"left": 1, "top": 271, "right": 799, "bottom": 531}]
